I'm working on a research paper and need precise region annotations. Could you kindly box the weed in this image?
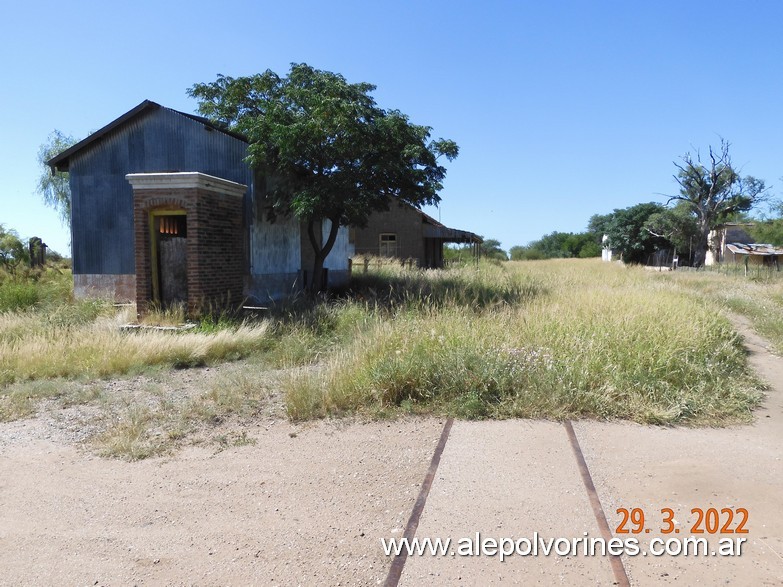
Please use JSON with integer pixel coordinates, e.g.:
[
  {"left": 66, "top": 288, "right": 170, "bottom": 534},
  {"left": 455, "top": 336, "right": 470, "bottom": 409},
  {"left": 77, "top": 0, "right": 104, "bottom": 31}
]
[{"left": 97, "top": 405, "right": 166, "bottom": 461}]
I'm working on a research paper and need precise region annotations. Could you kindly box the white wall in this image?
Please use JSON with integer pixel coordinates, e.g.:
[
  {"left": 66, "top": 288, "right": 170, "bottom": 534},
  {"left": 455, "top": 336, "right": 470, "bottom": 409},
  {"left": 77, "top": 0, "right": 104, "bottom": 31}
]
[
  {"left": 322, "top": 219, "right": 351, "bottom": 271},
  {"left": 249, "top": 214, "right": 301, "bottom": 274}
]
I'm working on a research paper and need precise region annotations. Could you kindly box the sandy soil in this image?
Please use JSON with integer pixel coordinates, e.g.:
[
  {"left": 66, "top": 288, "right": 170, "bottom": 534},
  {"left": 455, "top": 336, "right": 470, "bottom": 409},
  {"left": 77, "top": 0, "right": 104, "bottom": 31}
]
[
  {"left": 1, "top": 314, "right": 781, "bottom": 586},
  {"left": 0, "top": 415, "right": 444, "bottom": 586}
]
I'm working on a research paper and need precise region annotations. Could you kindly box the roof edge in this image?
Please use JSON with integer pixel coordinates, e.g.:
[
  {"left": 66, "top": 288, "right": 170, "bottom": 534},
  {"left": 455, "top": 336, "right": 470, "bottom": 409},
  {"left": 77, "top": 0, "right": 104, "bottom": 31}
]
[
  {"left": 47, "top": 100, "right": 248, "bottom": 173},
  {"left": 126, "top": 171, "right": 247, "bottom": 197},
  {"left": 48, "top": 100, "right": 162, "bottom": 172}
]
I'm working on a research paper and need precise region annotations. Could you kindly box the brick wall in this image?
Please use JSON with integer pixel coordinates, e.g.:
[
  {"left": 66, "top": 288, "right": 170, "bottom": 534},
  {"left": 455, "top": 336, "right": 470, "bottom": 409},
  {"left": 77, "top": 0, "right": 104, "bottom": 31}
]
[
  {"left": 353, "top": 203, "right": 425, "bottom": 264},
  {"left": 129, "top": 173, "right": 245, "bottom": 317}
]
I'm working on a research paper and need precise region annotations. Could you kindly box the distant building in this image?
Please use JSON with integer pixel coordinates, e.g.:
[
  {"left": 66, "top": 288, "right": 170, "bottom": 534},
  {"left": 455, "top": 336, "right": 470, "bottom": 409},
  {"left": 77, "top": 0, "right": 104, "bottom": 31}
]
[
  {"left": 351, "top": 202, "right": 481, "bottom": 268},
  {"left": 601, "top": 234, "right": 614, "bottom": 262},
  {"left": 705, "top": 223, "right": 755, "bottom": 265}
]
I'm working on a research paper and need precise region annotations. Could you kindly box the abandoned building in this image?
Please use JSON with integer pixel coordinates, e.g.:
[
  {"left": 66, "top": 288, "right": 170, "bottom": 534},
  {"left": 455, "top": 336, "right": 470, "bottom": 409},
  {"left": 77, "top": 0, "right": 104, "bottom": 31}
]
[
  {"left": 351, "top": 202, "right": 481, "bottom": 268},
  {"left": 705, "top": 223, "right": 755, "bottom": 266},
  {"left": 723, "top": 242, "right": 783, "bottom": 269},
  {"left": 49, "top": 100, "right": 352, "bottom": 313}
]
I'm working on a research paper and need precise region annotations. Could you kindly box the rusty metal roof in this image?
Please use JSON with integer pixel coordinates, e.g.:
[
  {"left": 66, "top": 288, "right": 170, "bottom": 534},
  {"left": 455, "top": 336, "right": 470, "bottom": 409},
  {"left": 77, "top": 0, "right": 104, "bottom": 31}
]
[{"left": 726, "top": 243, "right": 783, "bottom": 256}]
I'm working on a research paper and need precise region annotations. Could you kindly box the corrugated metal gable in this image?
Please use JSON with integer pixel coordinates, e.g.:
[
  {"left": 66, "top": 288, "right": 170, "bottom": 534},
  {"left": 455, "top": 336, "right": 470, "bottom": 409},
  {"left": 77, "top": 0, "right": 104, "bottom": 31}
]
[{"left": 69, "top": 107, "right": 251, "bottom": 275}]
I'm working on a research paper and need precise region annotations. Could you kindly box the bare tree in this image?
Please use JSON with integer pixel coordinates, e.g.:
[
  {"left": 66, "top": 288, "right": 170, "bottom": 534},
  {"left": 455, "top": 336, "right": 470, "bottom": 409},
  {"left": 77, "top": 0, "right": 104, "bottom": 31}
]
[{"left": 669, "top": 139, "right": 768, "bottom": 266}]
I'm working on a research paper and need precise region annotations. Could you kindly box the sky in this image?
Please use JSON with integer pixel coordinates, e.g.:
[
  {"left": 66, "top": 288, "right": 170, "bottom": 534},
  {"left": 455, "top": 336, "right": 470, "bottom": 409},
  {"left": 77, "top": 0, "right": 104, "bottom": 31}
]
[{"left": 2, "top": 0, "right": 782, "bottom": 255}]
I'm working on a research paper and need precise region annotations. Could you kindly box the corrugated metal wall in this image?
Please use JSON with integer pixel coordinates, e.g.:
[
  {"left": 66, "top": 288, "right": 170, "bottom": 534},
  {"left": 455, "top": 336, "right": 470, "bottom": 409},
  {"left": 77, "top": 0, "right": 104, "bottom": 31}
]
[
  {"left": 69, "top": 104, "right": 349, "bottom": 286},
  {"left": 69, "top": 107, "right": 251, "bottom": 274}
]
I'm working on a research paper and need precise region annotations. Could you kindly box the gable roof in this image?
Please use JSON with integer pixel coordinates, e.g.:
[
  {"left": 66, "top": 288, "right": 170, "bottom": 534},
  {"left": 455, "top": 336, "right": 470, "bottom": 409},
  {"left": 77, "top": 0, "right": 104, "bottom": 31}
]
[{"left": 48, "top": 100, "right": 247, "bottom": 172}]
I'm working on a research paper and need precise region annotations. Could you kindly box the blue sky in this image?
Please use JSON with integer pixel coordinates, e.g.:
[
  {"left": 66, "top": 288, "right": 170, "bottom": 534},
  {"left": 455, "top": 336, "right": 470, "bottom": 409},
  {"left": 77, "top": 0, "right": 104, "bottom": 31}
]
[{"left": 2, "top": 0, "right": 782, "bottom": 255}]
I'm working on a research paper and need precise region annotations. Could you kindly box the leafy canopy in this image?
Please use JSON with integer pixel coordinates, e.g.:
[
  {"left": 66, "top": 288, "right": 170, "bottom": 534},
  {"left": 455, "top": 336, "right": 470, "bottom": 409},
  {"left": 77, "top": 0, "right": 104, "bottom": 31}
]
[
  {"left": 670, "top": 139, "right": 768, "bottom": 265},
  {"left": 479, "top": 238, "right": 508, "bottom": 260},
  {"left": 589, "top": 203, "right": 669, "bottom": 264},
  {"left": 642, "top": 202, "right": 700, "bottom": 256},
  {"left": 0, "top": 225, "right": 29, "bottom": 272},
  {"left": 510, "top": 231, "right": 601, "bottom": 261},
  {"left": 750, "top": 200, "right": 783, "bottom": 246},
  {"left": 188, "top": 64, "right": 458, "bottom": 229},
  {"left": 671, "top": 139, "right": 766, "bottom": 225},
  {"left": 37, "top": 130, "right": 78, "bottom": 225}
]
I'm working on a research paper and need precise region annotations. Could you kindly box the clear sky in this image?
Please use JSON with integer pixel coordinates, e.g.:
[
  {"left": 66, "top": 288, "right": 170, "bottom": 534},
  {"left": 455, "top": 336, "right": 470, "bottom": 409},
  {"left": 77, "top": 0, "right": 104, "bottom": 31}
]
[{"left": 2, "top": 0, "right": 782, "bottom": 255}]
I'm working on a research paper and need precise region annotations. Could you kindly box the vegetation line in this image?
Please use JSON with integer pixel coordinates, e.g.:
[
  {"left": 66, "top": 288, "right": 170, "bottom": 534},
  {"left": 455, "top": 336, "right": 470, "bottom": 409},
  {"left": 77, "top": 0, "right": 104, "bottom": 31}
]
[{"left": 1, "top": 257, "right": 776, "bottom": 460}]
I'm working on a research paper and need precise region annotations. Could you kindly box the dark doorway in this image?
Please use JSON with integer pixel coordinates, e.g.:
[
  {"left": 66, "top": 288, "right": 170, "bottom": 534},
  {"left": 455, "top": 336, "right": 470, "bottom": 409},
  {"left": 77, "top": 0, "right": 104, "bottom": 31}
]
[{"left": 151, "top": 212, "right": 188, "bottom": 306}]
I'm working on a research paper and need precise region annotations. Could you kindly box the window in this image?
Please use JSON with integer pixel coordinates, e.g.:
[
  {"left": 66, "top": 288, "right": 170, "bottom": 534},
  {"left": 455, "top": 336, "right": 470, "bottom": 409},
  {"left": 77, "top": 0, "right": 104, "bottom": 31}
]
[
  {"left": 379, "top": 233, "right": 397, "bottom": 257},
  {"left": 157, "top": 214, "right": 187, "bottom": 237}
]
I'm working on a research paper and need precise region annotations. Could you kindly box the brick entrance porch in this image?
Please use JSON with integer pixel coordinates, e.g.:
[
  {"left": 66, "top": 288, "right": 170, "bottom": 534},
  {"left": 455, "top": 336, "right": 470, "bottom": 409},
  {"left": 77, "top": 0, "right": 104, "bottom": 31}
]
[{"left": 126, "top": 172, "right": 246, "bottom": 316}]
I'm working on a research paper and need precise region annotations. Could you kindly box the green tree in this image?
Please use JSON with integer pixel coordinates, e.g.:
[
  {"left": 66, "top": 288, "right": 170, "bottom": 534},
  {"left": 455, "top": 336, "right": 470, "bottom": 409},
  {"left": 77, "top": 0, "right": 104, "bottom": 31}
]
[
  {"left": 510, "top": 231, "right": 601, "bottom": 260},
  {"left": 577, "top": 239, "right": 602, "bottom": 258},
  {"left": 480, "top": 238, "right": 507, "bottom": 260},
  {"left": 750, "top": 200, "right": 783, "bottom": 246},
  {"left": 37, "top": 130, "right": 78, "bottom": 225},
  {"left": 670, "top": 140, "right": 768, "bottom": 266},
  {"left": 0, "top": 225, "right": 29, "bottom": 272},
  {"left": 508, "top": 245, "right": 528, "bottom": 261},
  {"left": 509, "top": 245, "right": 545, "bottom": 260},
  {"left": 188, "top": 64, "right": 458, "bottom": 291},
  {"left": 592, "top": 203, "right": 669, "bottom": 264},
  {"left": 643, "top": 202, "right": 700, "bottom": 262}
]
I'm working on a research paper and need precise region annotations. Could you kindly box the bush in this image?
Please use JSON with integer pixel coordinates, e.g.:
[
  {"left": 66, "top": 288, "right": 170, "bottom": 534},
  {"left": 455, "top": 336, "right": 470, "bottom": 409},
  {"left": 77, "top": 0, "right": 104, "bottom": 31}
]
[{"left": 0, "top": 281, "right": 39, "bottom": 311}]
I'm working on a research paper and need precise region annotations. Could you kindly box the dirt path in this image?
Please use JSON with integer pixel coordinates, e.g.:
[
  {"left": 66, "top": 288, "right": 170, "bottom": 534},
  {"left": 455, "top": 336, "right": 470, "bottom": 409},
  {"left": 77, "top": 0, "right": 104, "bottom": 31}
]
[
  {"left": 574, "top": 313, "right": 783, "bottom": 585},
  {"left": 0, "top": 315, "right": 781, "bottom": 585}
]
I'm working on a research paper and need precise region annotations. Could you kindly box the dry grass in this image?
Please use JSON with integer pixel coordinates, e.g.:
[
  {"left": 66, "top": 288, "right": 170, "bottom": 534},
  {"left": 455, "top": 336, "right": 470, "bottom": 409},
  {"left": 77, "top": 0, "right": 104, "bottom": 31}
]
[
  {"left": 1, "top": 259, "right": 777, "bottom": 460},
  {"left": 0, "top": 307, "right": 271, "bottom": 384},
  {"left": 657, "top": 268, "right": 783, "bottom": 354},
  {"left": 95, "top": 364, "right": 278, "bottom": 460},
  {"left": 285, "top": 260, "right": 763, "bottom": 425}
]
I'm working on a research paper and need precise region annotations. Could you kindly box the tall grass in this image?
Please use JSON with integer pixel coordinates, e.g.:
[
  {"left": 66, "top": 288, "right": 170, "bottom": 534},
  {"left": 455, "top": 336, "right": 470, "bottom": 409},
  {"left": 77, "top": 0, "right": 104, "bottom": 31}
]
[
  {"left": 0, "top": 308, "right": 271, "bottom": 384},
  {"left": 658, "top": 268, "right": 783, "bottom": 354},
  {"left": 0, "top": 258, "right": 772, "bottom": 443},
  {"left": 346, "top": 260, "right": 542, "bottom": 311},
  {"left": 0, "top": 266, "right": 72, "bottom": 312},
  {"left": 263, "top": 262, "right": 538, "bottom": 368},
  {"left": 285, "top": 260, "right": 762, "bottom": 425}
]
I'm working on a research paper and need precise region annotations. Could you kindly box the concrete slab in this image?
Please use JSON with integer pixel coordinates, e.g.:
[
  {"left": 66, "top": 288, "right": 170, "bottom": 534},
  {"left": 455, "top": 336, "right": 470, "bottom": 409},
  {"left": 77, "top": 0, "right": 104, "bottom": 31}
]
[
  {"left": 0, "top": 418, "right": 444, "bottom": 586},
  {"left": 399, "top": 420, "right": 616, "bottom": 585},
  {"left": 574, "top": 316, "right": 783, "bottom": 586}
]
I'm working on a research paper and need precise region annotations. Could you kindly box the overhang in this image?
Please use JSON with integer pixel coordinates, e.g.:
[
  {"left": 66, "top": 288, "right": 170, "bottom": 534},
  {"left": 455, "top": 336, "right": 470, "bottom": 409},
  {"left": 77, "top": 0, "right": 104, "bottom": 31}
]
[
  {"left": 423, "top": 224, "right": 482, "bottom": 243},
  {"left": 726, "top": 243, "right": 783, "bottom": 256},
  {"left": 126, "top": 172, "right": 247, "bottom": 197}
]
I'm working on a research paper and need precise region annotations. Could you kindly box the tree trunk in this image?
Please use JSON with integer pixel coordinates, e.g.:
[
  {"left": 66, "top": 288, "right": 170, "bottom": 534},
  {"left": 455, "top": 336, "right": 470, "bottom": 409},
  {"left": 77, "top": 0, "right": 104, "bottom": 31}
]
[
  {"left": 692, "top": 222, "right": 711, "bottom": 268},
  {"left": 307, "top": 217, "right": 341, "bottom": 293}
]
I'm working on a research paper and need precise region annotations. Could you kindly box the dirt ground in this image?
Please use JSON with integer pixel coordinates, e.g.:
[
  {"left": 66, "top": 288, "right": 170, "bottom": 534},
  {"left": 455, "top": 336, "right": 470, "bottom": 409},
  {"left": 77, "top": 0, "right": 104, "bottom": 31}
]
[
  {"left": 0, "top": 416, "right": 445, "bottom": 586},
  {"left": 1, "top": 314, "right": 781, "bottom": 586}
]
